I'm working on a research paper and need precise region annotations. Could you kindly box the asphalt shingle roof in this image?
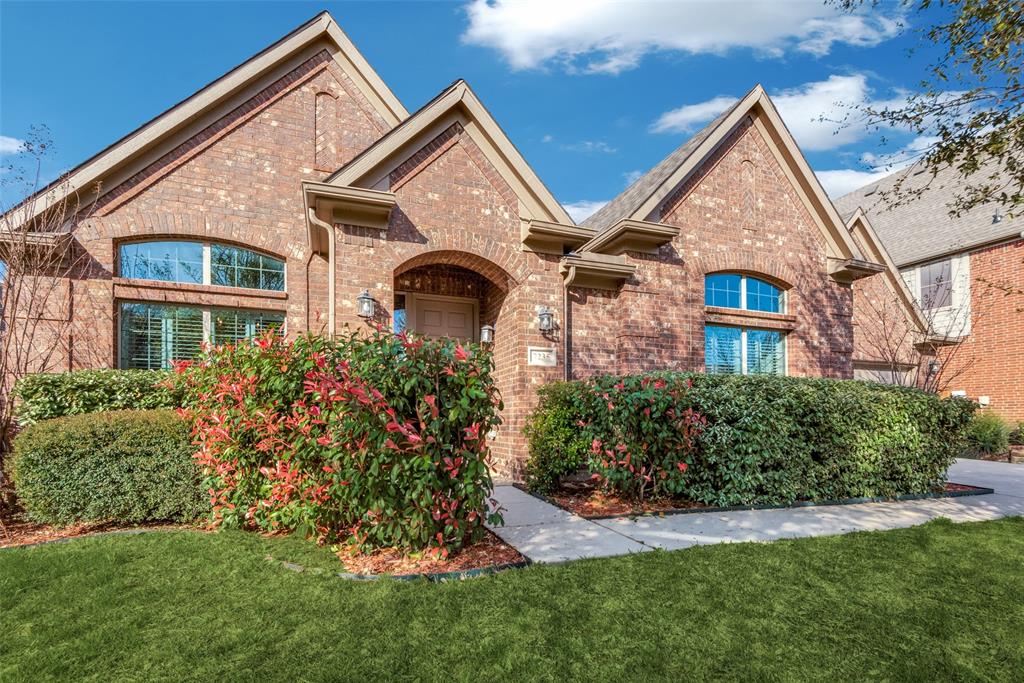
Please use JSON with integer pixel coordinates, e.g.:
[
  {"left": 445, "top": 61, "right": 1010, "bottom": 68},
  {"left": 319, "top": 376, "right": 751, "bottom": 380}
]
[{"left": 833, "top": 161, "right": 1023, "bottom": 267}]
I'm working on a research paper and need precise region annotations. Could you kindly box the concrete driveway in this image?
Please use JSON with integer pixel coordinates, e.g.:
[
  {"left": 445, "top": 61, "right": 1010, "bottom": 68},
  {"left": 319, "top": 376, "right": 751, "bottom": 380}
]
[{"left": 487, "top": 458, "right": 1024, "bottom": 564}]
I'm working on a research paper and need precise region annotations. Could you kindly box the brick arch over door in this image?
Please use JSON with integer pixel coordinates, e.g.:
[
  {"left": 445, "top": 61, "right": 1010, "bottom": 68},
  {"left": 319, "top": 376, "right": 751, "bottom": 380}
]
[
  {"left": 391, "top": 248, "right": 521, "bottom": 292},
  {"left": 693, "top": 252, "right": 798, "bottom": 290}
]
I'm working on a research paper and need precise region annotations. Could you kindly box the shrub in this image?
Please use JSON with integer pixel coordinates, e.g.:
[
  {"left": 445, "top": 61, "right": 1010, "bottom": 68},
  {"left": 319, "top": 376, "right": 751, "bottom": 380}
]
[
  {"left": 174, "top": 328, "right": 503, "bottom": 557},
  {"left": 8, "top": 409, "right": 207, "bottom": 525},
  {"left": 1009, "top": 422, "right": 1024, "bottom": 447},
  {"left": 525, "top": 373, "right": 975, "bottom": 506},
  {"left": 523, "top": 382, "right": 593, "bottom": 493},
  {"left": 14, "top": 369, "right": 180, "bottom": 425},
  {"left": 968, "top": 412, "right": 1011, "bottom": 455}
]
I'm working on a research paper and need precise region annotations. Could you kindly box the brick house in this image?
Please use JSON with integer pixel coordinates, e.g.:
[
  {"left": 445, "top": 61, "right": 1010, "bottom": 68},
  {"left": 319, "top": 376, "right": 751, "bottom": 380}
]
[
  {"left": 839, "top": 164, "right": 1024, "bottom": 422},
  {"left": 8, "top": 12, "right": 912, "bottom": 478}
]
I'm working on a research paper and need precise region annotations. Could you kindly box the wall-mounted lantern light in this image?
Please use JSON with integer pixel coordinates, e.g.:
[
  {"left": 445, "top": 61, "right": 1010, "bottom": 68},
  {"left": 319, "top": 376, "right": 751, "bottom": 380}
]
[
  {"left": 538, "top": 306, "right": 554, "bottom": 332},
  {"left": 480, "top": 324, "right": 495, "bottom": 344},
  {"left": 928, "top": 359, "right": 940, "bottom": 376},
  {"left": 356, "top": 289, "right": 375, "bottom": 318}
]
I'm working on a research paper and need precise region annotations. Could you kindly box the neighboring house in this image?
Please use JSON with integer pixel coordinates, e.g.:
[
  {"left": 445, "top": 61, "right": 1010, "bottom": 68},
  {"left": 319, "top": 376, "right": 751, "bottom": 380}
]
[
  {"left": 838, "top": 163, "right": 1024, "bottom": 421},
  {"left": 7, "top": 12, "right": 913, "bottom": 478}
]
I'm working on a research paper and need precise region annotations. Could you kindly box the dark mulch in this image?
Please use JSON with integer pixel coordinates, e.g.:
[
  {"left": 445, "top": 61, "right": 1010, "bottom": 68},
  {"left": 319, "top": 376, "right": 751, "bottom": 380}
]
[
  {"left": 336, "top": 529, "right": 524, "bottom": 576},
  {"left": 540, "top": 480, "right": 989, "bottom": 519}
]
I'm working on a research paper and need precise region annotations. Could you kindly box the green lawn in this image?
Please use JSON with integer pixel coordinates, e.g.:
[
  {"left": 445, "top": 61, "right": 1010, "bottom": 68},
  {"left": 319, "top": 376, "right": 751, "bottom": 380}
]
[{"left": 3, "top": 519, "right": 1024, "bottom": 682}]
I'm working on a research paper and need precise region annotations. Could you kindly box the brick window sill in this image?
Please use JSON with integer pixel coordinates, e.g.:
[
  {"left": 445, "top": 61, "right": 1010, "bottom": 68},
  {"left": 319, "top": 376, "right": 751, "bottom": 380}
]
[
  {"left": 704, "top": 306, "right": 797, "bottom": 331},
  {"left": 113, "top": 277, "right": 288, "bottom": 308}
]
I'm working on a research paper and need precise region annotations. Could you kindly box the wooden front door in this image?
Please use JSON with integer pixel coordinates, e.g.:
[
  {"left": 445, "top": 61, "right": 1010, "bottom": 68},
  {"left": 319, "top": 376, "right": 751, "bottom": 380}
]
[{"left": 409, "top": 294, "right": 478, "bottom": 341}]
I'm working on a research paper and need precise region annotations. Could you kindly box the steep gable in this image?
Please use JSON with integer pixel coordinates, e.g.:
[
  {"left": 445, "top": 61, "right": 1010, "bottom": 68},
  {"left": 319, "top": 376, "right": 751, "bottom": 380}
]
[{"left": 10, "top": 11, "right": 406, "bottom": 228}]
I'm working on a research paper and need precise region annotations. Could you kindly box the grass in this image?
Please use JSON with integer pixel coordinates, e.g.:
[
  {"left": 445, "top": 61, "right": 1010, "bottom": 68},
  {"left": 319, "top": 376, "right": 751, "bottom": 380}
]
[{"left": 3, "top": 519, "right": 1024, "bottom": 681}]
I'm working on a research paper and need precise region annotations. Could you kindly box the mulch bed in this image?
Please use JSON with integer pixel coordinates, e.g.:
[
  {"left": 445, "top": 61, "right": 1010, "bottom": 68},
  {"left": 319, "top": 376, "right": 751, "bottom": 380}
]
[
  {"left": 335, "top": 530, "right": 524, "bottom": 576},
  {"left": 0, "top": 515, "right": 194, "bottom": 549},
  {"left": 537, "top": 480, "right": 991, "bottom": 519}
]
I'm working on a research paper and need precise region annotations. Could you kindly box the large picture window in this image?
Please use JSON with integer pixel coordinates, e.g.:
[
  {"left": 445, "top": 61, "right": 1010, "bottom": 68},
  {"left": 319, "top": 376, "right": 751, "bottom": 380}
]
[
  {"left": 118, "top": 302, "right": 284, "bottom": 369},
  {"left": 705, "top": 273, "right": 783, "bottom": 313},
  {"left": 119, "top": 241, "right": 285, "bottom": 292},
  {"left": 705, "top": 325, "right": 785, "bottom": 375}
]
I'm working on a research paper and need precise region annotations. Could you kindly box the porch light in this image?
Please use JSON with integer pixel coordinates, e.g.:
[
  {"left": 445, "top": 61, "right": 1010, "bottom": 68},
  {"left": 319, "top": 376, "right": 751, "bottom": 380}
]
[
  {"left": 928, "top": 359, "right": 940, "bottom": 376},
  {"left": 537, "top": 306, "right": 554, "bottom": 332},
  {"left": 356, "top": 289, "right": 375, "bottom": 318},
  {"left": 480, "top": 324, "right": 495, "bottom": 344}
]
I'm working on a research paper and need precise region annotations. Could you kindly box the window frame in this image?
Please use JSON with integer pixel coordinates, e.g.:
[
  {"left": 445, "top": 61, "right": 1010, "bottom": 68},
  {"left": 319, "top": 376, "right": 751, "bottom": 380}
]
[
  {"left": 704, "top": 273, "right": 785, "bottom": 314},
  {"left": 917, "top": 258, "right": 953, "bottom": 311},
  {"left": 117, "top": 300, "right": 286, "bottom": 370},
  {"left": 117, "top": 239, "right": 286, "bottom": 292},
  {"left": 704, "top": 323, "right": 787, "bottom": 376}
]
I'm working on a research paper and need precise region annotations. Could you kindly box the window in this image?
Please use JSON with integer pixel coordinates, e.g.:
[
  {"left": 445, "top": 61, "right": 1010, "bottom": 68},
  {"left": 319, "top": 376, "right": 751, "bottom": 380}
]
[
  {"left": 118, "top": 302, "right": 284, "bottom": 369},
  {"left": 705, "top": 325, "right": 785, "bottom": 375},
  {"left": 705, "top": 273, "right": 783, "bottom": 313},
  {"left": 919, "top": 259, "right": 952, "bottom": 310},
  {"left": 119, "top": 241, "right": 284, "bottom": 291},
  {"left": 393, "top": 293, "right": 407, "bottom": 334}
]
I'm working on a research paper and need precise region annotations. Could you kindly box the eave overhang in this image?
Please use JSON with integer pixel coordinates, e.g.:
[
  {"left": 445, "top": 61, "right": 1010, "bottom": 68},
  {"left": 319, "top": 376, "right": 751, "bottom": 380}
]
[
  {"left": 522, "top": 219, "right": 595, "bottom": 254},
  {"left": 582, "top": 219, "right": 679, "bottom": 256},
  {"left": 828, "top": 257, "right": 885, "bottom": 284},
  {"left": 302, "top": 181, "right": 396, "bottom": 254},
  {"left": 915, "top": 334, "right": 964, "bottom": 352},
  {"left": 559, "top": 252, "right": 636, "bottom": 290},
  {"left": 0, "top": 231, "right": 72, "bottom": 256}
]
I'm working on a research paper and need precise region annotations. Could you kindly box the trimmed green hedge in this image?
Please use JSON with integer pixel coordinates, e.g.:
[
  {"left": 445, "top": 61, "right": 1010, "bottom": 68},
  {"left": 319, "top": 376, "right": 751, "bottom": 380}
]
[
  {"left": 14, "top": 370, "right": 181, "bottom": 425},
  {"left": 7, "top": 409, "right": 207, "bottom": 525},
  {"left": 524, "top": 373, "right": 976, "bottom": 505}
]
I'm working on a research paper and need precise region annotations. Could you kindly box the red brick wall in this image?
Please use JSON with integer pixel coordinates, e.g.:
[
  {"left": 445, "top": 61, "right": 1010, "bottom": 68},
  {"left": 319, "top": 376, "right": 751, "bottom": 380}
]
[
  {"left": 63, "top": 49, "right": 389, "bottom": 369},
  {"left": 570, "top": 116, "right": 854, "bottom": 379},
  {"left": 942, "top": 240, "right": 1024, "bottom": 421}
]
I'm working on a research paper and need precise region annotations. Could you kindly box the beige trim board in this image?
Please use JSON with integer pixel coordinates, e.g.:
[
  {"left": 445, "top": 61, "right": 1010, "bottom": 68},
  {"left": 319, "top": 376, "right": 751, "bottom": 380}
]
[
  {"left": 846, "top": 208, "right": 930, "bottom": 333},
  {"left": 522, "top": 219, "right": 595, "bottom": 254},
  {"left": 328, "top": 80, "right": 573, "bottom": 224},
  {"left": 303, "top": 181, "right": 397, "bottom": 235},
  {"left": 582, "top": 219, "right": 679, "bottom": 256},
  {"left": 6, "top": 11, "right": 407, "bottom": 230},
  {"left": 559, "top": 252, "right": 636, "bottom": 290}
]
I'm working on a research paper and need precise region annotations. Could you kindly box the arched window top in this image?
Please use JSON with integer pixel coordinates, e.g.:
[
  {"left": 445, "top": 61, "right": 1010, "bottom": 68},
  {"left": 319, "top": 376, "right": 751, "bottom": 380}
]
[
  {"left": 119, "top": 240, "right": 285, "bottom": 292},
  {"left": 705, "top": 273, "right": 784, "bottom": 313}
]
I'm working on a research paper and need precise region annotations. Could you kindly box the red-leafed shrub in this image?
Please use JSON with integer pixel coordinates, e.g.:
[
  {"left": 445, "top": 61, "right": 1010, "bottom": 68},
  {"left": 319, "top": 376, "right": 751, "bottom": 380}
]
[
  {"left": 173, "top": 328, "right": 503, "bottom": 557},
  {"left": 583, "top": 374, "right": 705, "bottom": 501}
]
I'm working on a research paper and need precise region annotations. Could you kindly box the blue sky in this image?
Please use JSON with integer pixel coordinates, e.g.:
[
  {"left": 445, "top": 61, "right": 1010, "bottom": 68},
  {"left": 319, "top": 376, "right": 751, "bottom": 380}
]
[{"left": 1, "top": 1, "right": 949, "bottom": 220}]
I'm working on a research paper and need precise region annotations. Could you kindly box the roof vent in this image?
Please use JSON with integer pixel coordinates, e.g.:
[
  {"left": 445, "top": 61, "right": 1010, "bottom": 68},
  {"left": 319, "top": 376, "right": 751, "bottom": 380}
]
[{"left": 993, "top": 211, "right": 1003, "bottom": 224}]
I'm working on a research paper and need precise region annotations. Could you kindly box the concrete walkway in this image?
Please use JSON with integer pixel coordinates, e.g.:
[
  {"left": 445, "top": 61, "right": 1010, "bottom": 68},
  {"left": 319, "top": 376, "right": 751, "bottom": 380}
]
[{"left": 487, "top": 458, "right": 1024, "bottom": 563}]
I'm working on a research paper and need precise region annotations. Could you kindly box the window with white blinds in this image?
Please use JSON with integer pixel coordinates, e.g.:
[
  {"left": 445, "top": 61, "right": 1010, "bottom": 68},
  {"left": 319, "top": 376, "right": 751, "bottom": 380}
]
[{"left": 118, "top": 302, "right": 284, "bottom": 369}]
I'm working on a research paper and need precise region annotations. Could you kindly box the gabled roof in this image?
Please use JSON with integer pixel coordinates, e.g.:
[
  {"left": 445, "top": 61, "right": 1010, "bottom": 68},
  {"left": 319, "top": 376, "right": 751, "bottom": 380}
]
[
  {"left": 834, "top": 159, "right": 1024, "bottom": 267},
  {"left": 845, "top": 208, "right": 929, "bottom": 334},
  {"left": 583, "top": 85, "right": 870, "bottom": 267},
  {"left": 327, "top": 80, "right": 573, "bottom": 225},
  {"left": 8, "top": 11, "right": 407, "bottom": 228},
  {"left": 582, "top": 101, "right": 741, "bottom": 234}
]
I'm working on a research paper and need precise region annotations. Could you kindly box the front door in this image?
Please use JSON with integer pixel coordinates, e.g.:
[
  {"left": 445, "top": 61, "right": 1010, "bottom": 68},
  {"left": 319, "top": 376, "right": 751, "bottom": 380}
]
[{"left": 410, "top": 294, "right": 477, "bottom": 341}]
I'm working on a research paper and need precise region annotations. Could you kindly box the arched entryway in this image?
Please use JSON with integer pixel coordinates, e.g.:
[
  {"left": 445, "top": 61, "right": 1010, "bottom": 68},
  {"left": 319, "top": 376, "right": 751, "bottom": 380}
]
[{"left": 391, "top": 250, "right": 522, "bottom": 478}]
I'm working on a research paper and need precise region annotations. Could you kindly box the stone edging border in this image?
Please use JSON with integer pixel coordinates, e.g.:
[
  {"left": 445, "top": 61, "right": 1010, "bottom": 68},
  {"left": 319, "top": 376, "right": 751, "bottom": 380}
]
[
  {"left": 515, "top": 482, "right": 997, "bottom": 521},
  {"left": 1, "top": 527, "right": 533, "bottom": 582}
]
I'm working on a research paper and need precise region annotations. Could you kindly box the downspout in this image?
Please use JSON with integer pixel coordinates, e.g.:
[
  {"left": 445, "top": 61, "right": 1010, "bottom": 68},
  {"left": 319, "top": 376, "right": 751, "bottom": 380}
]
[
  {"left": 307, "top": 207, "right": 336, "bottom": 337},
  {"left": 563, "top": 264, "right": 574, "bottom": 381}
]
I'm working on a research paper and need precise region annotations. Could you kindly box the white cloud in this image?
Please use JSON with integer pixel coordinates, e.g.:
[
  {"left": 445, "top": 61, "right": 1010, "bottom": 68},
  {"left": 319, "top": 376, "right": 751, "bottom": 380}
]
[
  {"left": 650, "top": 96, "right": 738, "bottom": 135},
  {"left": 818, "top": 135, "right": 938, "bottom": 197},
  {"left": 462, "top": 0, "right": 903, "bottom": 74},
  {"left": 817, "top": 168, "right": 899, "bottom": 198},
  {"left": 0, "top": 135, "right": 26, "bottom": 155},
  {"left": 623, "top": 169, "right": 643, "bottom": 185},
  {"left": 541, "top": 134, "right": 554, "bottom": 143},
  {"left": 652, "top": 74, "right": 909, "bottom": 151},
  {"left": 561, "top": 140, "right": 617, "bottom": 154},
  {"left": 563, "top": 199, "right": 608, "bottom": 222}
]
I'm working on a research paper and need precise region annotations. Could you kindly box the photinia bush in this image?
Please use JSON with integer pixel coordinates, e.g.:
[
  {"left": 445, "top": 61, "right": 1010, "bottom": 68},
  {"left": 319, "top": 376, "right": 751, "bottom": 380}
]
[
  {"left": 584, "top": 374, "right": 705, "bottom": 501},
  {"left": 173, "top": 327, "right": 503, "bottom": 557}
]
